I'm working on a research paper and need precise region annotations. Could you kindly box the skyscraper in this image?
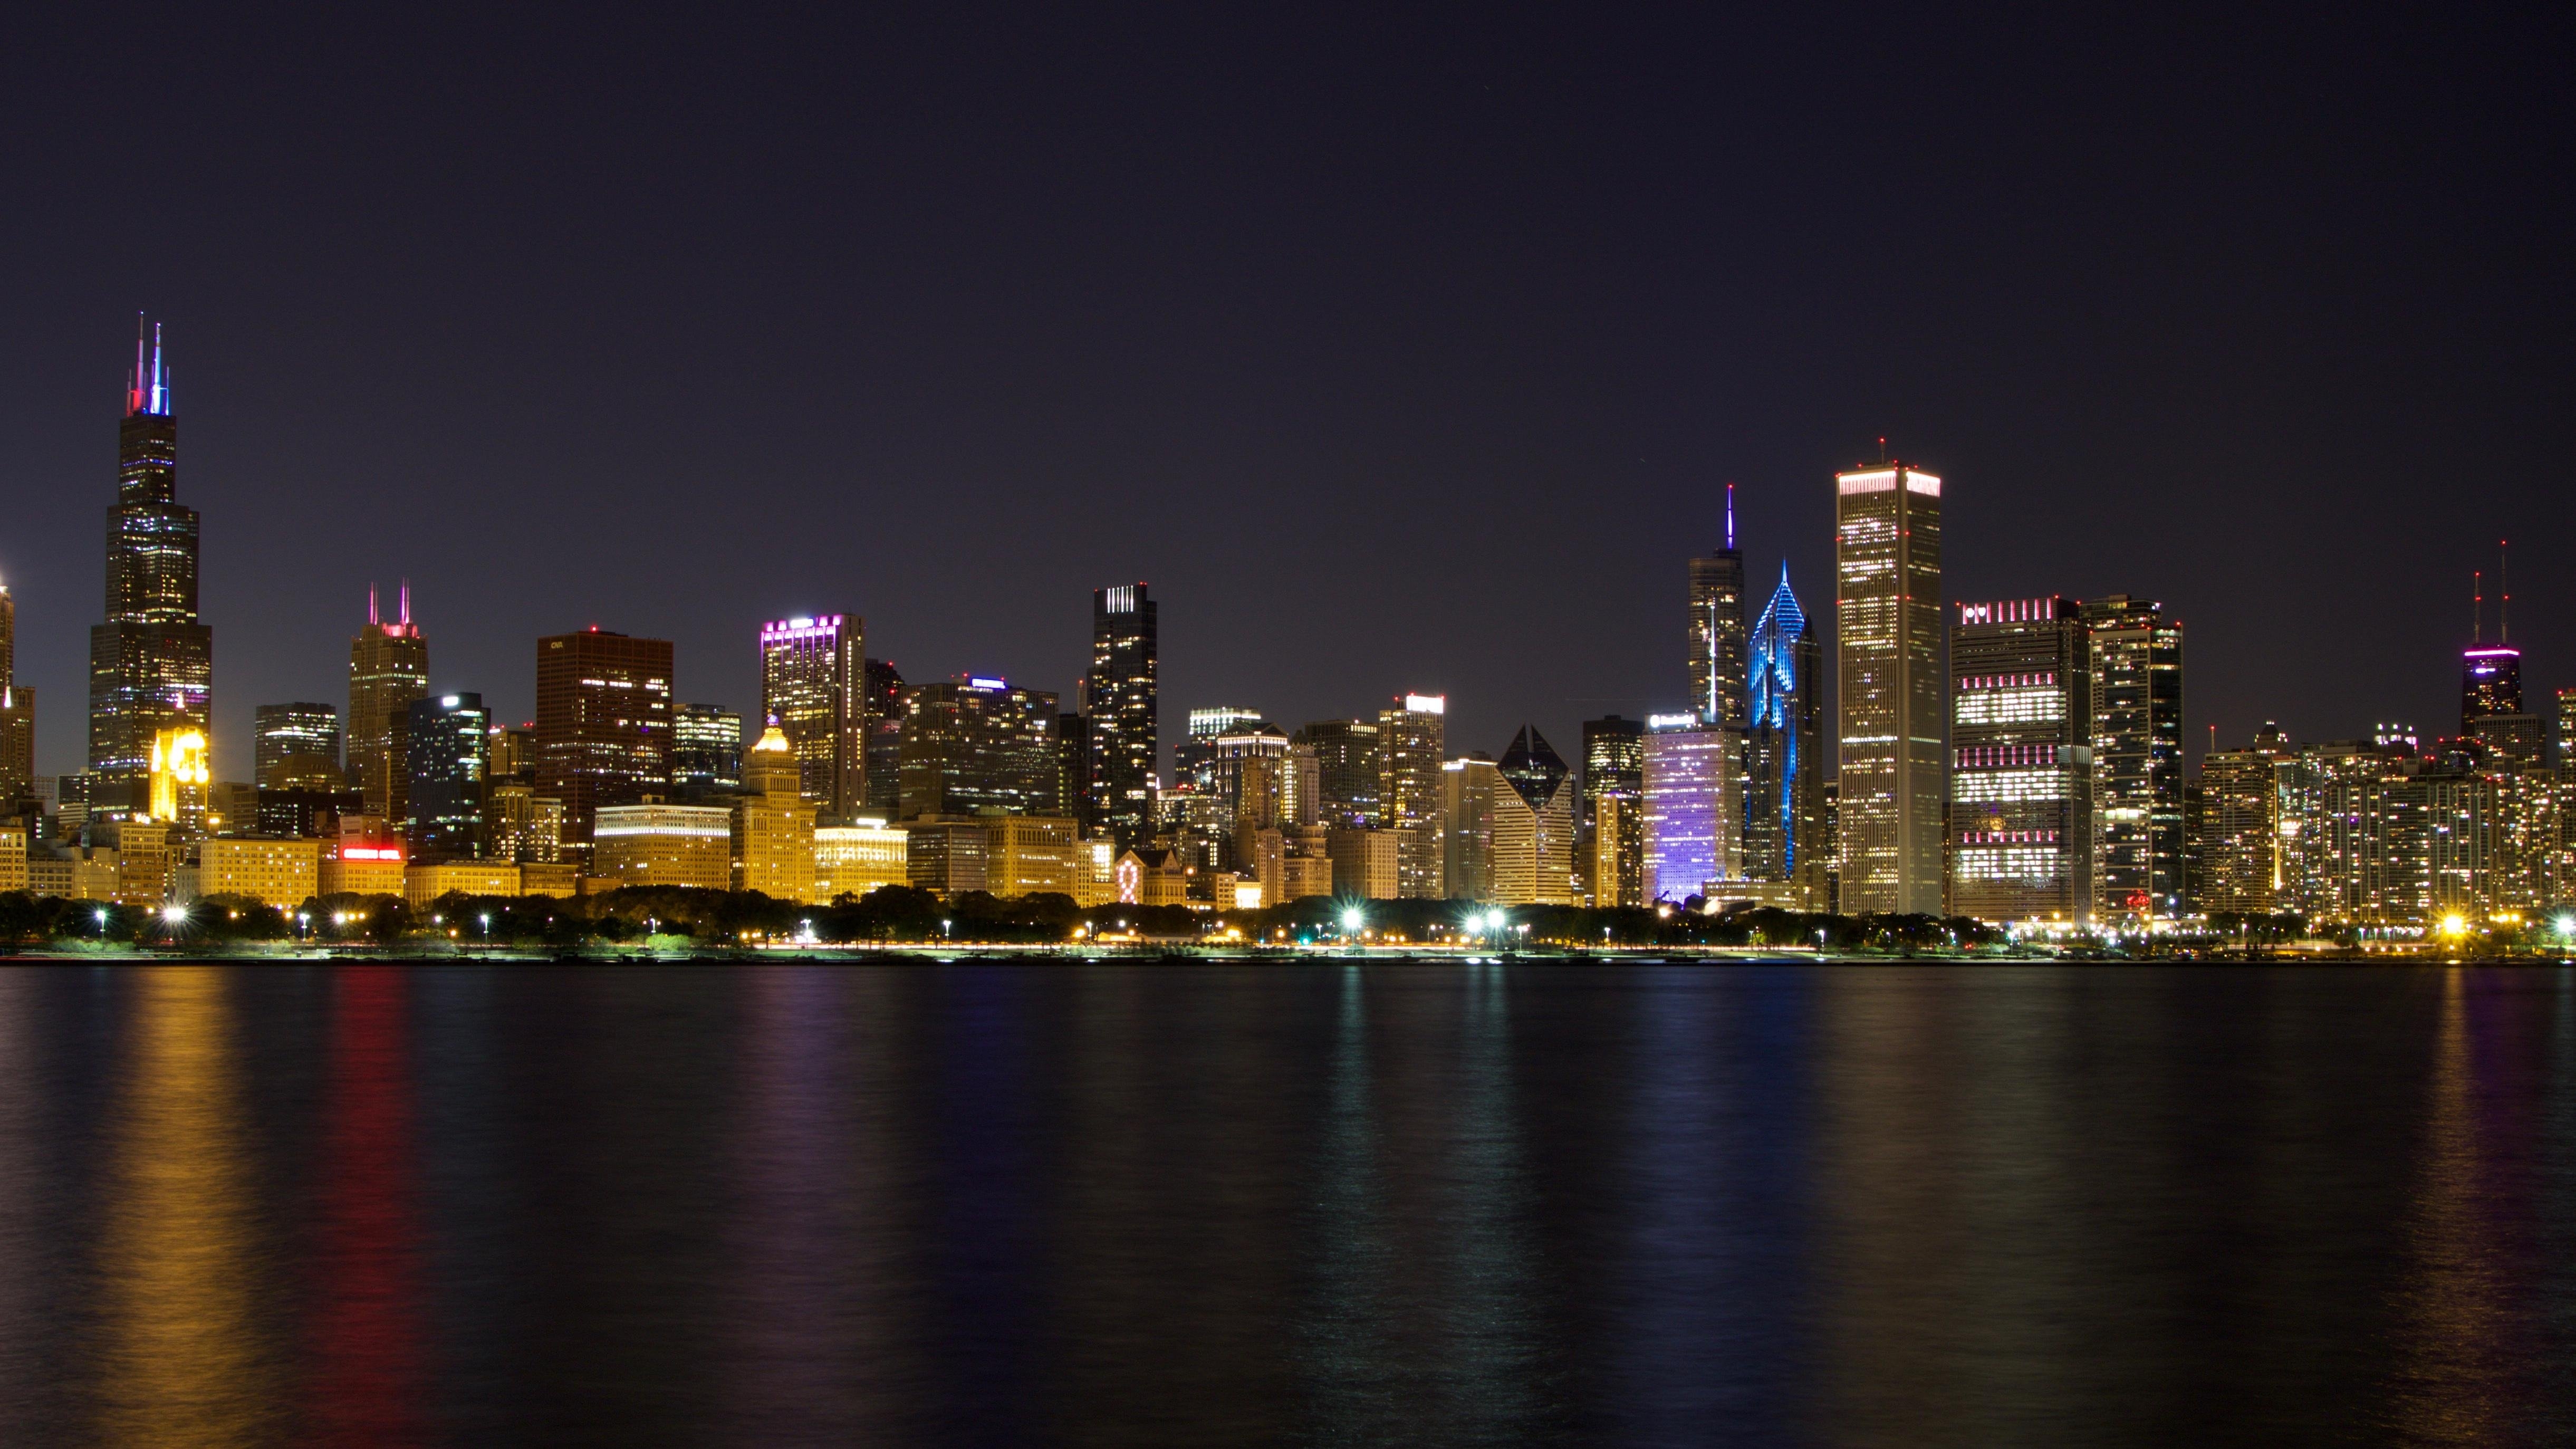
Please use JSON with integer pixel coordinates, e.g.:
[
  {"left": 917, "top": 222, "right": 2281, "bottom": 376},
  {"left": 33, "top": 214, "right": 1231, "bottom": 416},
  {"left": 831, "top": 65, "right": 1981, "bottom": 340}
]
[
  {"left": 1834, "top": 459, "right": 1945, "bottom": 916},
  {"left": 0, "top": 580, "right": 30, "bottom": 811},
  {"left": 2081, "top": 594, "right": 2185, "bottom": 922},
  {"left": 2198, "top": 723, "right": 2294, "bottom": 917},
  {"left": 1378, "top": 694, "right": 1448, "bottom": 897},
  {"left": 349, "top": 585, "right": 429, "bottom": 820},
  {"left": 1085, "top": 583, "right": 1158, "bottom": 850},
  {"left": 89, "top": 319, "right": 213, "bottom": 817},
  {"left": 2461, "top": 645, "right": 2543, "bottom": 767},
  {"left": 674, "top": 703, "right": 744, "bottom": 793},
  {"left": 254, "top": 703, "right": 343, "bottom": 792},
  {"left": 535, "top": 628, "right": 675, "bottom": 849},
  {"left": 1642, "top": 714, "right": 1739, "bottom": 903},
  {"left": 760, "top": 613, "right": 861, "bottom": 819},
  {"left": 1497, "top": 726, "right": 1578, "bottom": 904},
  {"left": 736, "top": 721, "right": 817, "bottom": 900},
  {"left": 862, "top": 658, "right": 905, "bottom": 814},
  {"left": 1688, "top": 486, "right": 1750, "bottom": 728},
  {"left": 1299, "top": 718, "right": 1383, "bottom": 828},
  {"left": 896, "top": 676, "right": 1061, "bottom": 819},
  {"left": 406, "top": 692, "right": 491, "bottom": 862},
  {"left": 1581, "top": 715, "right": 1646, "bottom": 907},
  {"left": 1948, "top": 597, "right": 2092, "bottom": 925},
  {"left": 1743, "top": 566, "right": 1823, "bottom": 906}
]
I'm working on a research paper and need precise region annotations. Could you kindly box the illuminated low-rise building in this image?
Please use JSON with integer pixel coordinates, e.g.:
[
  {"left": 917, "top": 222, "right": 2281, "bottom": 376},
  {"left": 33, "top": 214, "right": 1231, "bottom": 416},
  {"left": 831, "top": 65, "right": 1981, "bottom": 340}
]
[
  {"left": 196, "top": 836, "right": 323, "bottom": 909},
  {"left": 986, "top": 815, "right": 1083, "bottom": 899},
  {"left": 320, "top": 822, "right": 407, "bottom": 898},
  {"left": 0, "top": 822, "right": 26, "bottom": 893},
  {"left": 815, "top": 819, "right": 909, "bottom": 902},
  {"left": 1112, "top": 846, "right": 1194, "bottom": 907},
  {"left": 1324, "top": 827, "right": 1400, "bottom": 900},
  {"left": 592, "top": 802, "right": 732, "bottom": 890},
  {"left": 406, "top": 860, "right": 523, "bottom": 905}
]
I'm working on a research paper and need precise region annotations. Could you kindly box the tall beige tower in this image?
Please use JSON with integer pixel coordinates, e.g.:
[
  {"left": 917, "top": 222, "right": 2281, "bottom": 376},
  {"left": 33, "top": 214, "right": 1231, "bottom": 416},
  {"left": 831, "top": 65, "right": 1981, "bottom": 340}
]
[
  {"left": 1834, "top": 460, "right": 1945, "bottom": 915},
  {"left": 736, "top": 721, "right": 818, "bottom": 901}
]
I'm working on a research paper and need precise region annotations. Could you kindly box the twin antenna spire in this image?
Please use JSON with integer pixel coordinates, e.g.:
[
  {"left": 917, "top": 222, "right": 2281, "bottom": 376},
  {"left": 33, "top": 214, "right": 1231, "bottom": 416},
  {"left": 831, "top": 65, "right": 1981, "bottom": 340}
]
[
  {"left": 367, "top": 580, "right": 414, "bottom": 629},
  {"left": 2472, "top": 540, "right": 2512, "bottom": 645},
  {"left": 124, "top": 314, "right": 169, "bottom": 418}
]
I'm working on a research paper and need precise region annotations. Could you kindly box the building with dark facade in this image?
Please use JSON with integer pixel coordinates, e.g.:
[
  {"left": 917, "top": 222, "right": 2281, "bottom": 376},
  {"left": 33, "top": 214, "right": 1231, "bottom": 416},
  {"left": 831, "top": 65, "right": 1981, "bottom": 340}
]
[
  {"left": 673, "top": 703, "right": 744, "bottom": 794},
  {"left": 254, "top": 702, "right": 343, "bottom": 791},
  {"left": 1687, "top": 486, "right": 1749, "bottom": 729},
  {"left": 535, "top": 628, "right": 674, "bottom": 849},
  {"left": 1743, "top": 565, "right": 1824, "bottom": 907},
  {"left": 897, "top": 676, "right": 1060, "bottom": 820},
  {"left": 760, "top": 613, "right": 860, "bottom": 818},
  {"left": 2081, "top": 594, "right": 2185, "bottom": 922},
  {"left": 1581, "top": 715, "right": 1645, "bottom": 908},
  {"left": 1948, "top": 597, "right": 2093, "bottom": 925},
  {"left": 1299, "top": 717, "right": 1383, "bottom": 829},
  {"left": 2460, "top": 646, "right": 2543, "bottom": 767},
  {"left": 863, "top": 658, "right": 905, "bottom": 814},
  {"left": 0, "top": 581, "right": 31, "bottom": 813},
  {"left": 406, "top": 692, "right": 492, "bottom": 861},
  {"left": 88, "top": 319, "right": 212, "bottom": 818},
  {"left": 349, "top": 586, "right": 429, "bottom": 820},
  {"left": 1085, "top": 583, "right": 1158, "bottom": 850}
]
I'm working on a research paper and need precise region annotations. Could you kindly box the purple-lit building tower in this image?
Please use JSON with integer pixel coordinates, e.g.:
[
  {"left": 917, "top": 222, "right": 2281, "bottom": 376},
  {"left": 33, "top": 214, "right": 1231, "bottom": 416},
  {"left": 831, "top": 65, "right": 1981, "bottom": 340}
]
[{"left": 88, "top": 318, "right": 213, "bottom": 817}]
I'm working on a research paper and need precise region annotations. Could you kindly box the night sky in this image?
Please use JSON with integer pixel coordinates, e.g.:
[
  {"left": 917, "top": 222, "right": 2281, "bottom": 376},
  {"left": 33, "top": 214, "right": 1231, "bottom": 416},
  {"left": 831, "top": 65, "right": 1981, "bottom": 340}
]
[{"left": 4, "top": 11, "right": 2568, "bottom": 781}]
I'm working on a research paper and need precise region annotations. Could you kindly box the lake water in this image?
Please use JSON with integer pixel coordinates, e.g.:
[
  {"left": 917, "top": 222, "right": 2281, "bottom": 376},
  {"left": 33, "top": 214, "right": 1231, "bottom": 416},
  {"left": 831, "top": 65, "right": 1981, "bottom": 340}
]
[{"left": 1, "top": 962, "right": 2570, "bottom": 1445}]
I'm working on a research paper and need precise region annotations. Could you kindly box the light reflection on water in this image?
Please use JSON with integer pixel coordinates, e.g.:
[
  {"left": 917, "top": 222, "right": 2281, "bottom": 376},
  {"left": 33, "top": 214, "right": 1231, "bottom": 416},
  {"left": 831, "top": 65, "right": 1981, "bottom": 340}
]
[{"left": 0, "top": 963, "right": 2570, "bottom": 1444}]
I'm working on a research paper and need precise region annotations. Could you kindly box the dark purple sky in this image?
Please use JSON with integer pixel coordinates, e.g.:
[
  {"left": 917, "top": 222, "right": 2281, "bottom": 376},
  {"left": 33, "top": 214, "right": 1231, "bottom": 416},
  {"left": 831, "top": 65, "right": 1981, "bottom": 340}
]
[{"left": 4, "top": 11, "right": 2569, "bottom": 781}]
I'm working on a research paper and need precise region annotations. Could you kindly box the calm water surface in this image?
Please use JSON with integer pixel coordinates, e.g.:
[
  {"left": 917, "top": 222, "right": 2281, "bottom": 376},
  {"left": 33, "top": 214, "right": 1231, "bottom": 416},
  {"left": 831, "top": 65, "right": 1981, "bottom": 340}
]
[{"left": 2, "top": 962, "right": 2572, "bottom": 1446}]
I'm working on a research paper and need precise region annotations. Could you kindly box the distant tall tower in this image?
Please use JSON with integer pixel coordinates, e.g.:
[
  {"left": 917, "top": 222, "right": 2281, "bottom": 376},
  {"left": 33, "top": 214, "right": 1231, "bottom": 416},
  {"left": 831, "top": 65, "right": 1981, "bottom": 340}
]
[
  {"left": 760, "top": 613, "right": 861, "bottom": 819},
  {"left": 1744, "top": 565, "right": 1823, "bottom": 905},
  {"left": 349, "top": 583, "right": 429, "bottom": 821},
  {"left": 89, "top": 318, "right": 213, "bottom": 816},
  {"left": 1687, "top": 485, "right": 1749, "bottom": 727},
  {"left": 0, "top": 579, "right": 31, "bottom": 809},
  {"left": 1085, "top": 583, "right": 1159, "bottom": 850},
  {"left": 1834, "top": 459, "right": 1945, "bottom": 915},
  {"left": 2081, "top": 595, "right": 2185, "bottom": 921}
]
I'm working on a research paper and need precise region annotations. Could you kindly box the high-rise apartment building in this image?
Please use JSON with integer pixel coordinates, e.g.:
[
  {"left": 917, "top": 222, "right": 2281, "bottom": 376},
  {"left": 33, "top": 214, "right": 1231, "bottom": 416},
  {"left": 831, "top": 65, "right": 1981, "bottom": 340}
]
[
  {"left": 1948, "top": 598, "right": 2093, "bottom": 925},
  {"left": 674, "top": 704, "right": 744, "bottom": 793},
  {"left": 1687, "top": 488, "right": 1750, "bottom": 728},
  {"left": 405, "top": 692, "right": 491, "bottom": 862},
  {"left": 760, "top": 614, "right": 860, "bottom": 818},
  {"left": 863, "top": 659, "right": 905, "bottom": 814},
  {"left": 1834, "top": 460, "right": 1945, "bottom": 915},
  {"left": 89, "top": 320, "right": 213, "bottom": 818},
  {"left": 2082, "top": 595, "right": 2185, "bottom": 922},
  {"left": 0, "top": 580, "right": 31, "bottom": 811},
  {"left": 1743, "top": 567, "right": 1823, "bottom": 906},
  {"left": 349, "top": 586, "right": 429, "bottom": 820},
  {"left": 1378, "top": 694, "right": 1448, "bottom": 898},
  {"left": 1581, "top": 716, "right": 1646, "bottom": 908},
  {"left": 535, "top": 628, "right": 675, "bottom": 849},
  {"left": 1642, "top": 715, "right": 1739, "bottom": 903},
  {"left": 897, "top": 676, "right": 1060, "bottom": 819},
  {"left": 1085, "top": 584, "right": 1158, "bottom": 850},
  {"left": 2198, "top": 723, "right": 2294, "bottom": 917},
  {"left": 1299, "top": 718, "right": 1383, "bottom": 828},
  {"left": 254, "top": 703, "right": 343, "bottom": 791}
]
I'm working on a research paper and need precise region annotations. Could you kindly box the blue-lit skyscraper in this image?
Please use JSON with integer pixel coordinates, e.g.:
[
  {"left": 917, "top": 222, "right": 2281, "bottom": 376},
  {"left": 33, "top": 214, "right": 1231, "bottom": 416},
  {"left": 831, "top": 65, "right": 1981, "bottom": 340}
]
[{"left": 1743, "top": 565, "right": 1823, "bottom": 905}]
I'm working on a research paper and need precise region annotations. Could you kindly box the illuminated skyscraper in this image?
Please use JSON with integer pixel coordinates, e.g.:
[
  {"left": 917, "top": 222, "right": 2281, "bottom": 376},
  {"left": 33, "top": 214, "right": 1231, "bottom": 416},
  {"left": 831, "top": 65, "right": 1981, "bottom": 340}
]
[
  {"left": 535, "top": 628, "right": 674, "bottom": 849},
  {"left": 1743, "top": 566, "right": 1823, "bottom": 905},
  {"left": 2460, "top": 645, "right": 2543, "bottom": 767},
  {"left": 1299, "top": 718, "right": 1383, "bottom": 828},
  {"left": 760, "top": 613, "right": 860, "bottom": 819},
  {"left": 1378, "top": 694, "right": 1447, "bottom": 897},
  {"left": 349, "top": 584, "right": 429, "bottom": 820},
  {"left": 736, "top": 722, "right": 817, "bottom": 900},
  {"left": 1834, "top": 459, "right": 1945, "bottom": 915},
  {"left": 0, "top": 580, "right": 30, "bottom": 810},
  {"left": 1085, "top": 583, "right": 1158, "bottom": 850},
  {"left": 674, "top": 704, "right": 744, "bottom": 793},
  {"left": 405, "top": 692, "right": 491, "bottom": 862},
  {"left": 1947, "top": 597, "right": 2091, "bottom": 925},
  {"left": 1581, "top": 716, "right": 1646, "bottom": 907},
  {"left": 2198, "top": 723, "right": 2294, "bottom": 917},
  {"left": 897, "top": 676, "right": 1060, "bottom": 819},
  {"left": 254, "top": 703, "right": 343, "bottom": 791},
  {"left": 1687, "top": 486, "right": 1749, "bottom": 728},
  {"left": 2081, "top": 595, "right": 2184, "bottom": 921},
  {"left": 1496, "top": 726, "right": 1578, "bottom": 904},
  {"left": 1642, "top": 715, "right": 1739, "bottom": 903},
  {"left": 863, "top": 658, "right": 905, "bottom": 813},
  {"left": 89, "top": 319, "right": 213, "bottom": 817}
]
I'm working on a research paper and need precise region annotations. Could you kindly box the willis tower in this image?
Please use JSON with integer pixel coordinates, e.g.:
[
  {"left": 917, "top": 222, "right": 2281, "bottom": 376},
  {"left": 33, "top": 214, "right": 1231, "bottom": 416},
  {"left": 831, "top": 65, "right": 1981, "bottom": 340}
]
[{"left": 88, "top": 318, "right": 212, "bottom": 814}]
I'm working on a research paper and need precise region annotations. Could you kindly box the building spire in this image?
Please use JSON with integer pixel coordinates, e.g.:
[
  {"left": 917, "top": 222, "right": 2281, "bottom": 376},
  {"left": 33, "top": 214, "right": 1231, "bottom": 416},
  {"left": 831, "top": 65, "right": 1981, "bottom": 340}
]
[
  {"left": 124, "top": 315, "right": 170, "bottom": 418},
  {"left": 2500, "top": 539, "right": 2511, "bottom": 645},
  {"left": 1725, "top": 482, "right": 1736, "bottom": 552},
  {"left": 369, "top": 582, "right": 380, "bottom": 627},
  {"left": 399, "top": 578, "right": 412, "bottom": 627},
  {"left": 2472, "top": 569, "right": 2482, "bottom": 644}
]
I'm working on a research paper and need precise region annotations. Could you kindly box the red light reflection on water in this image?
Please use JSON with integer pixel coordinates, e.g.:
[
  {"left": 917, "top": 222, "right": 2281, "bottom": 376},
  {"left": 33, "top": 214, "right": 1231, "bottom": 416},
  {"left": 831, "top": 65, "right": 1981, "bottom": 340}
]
[{"left": 303, "top": 965, "right": 426, "bottom": 1444}]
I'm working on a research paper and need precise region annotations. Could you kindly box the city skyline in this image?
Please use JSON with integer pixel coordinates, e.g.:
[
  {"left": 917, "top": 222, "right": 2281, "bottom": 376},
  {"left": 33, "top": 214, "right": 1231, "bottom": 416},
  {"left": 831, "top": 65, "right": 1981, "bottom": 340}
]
[{"left": 3, "top": 15, "right": 2565, "bottom": 796}]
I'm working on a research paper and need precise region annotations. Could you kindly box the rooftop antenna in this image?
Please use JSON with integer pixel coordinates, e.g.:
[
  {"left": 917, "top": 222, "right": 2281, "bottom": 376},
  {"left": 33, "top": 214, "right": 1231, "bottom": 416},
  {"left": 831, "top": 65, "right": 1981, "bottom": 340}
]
[
  {"left": 1724, "top": 482, "right": 1736, "bottom": 552},
  {"left": 1879, "top": 436, "right": 1888, "bottom": 463},
  {"left": 368, "top": 582, "right": 379, "bottom": 627},
  {"left": 2472, "top": 569, "right": 2482, "bottom": 644},
  {"left": 2499, "top": 539, "right": 2511, "bottom": 645},
  {"left": 400, "top": 578, "right": 412, "bottom": 627}
]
